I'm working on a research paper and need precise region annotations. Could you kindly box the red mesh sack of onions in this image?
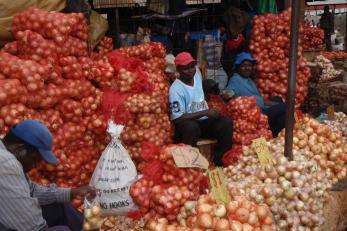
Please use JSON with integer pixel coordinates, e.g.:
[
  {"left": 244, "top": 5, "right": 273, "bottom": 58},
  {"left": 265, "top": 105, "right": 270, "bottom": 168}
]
[
  {"left": 15, "top": 30, "right": 59, "bottom": 64},
  {"left": 250, "top": 8, "right": 310, "bottom": 106},
  {"left": 0, "top": 79, "right": 28, "bottom": 107},
  {"left": 0, "top": 52, "right": 50, "bottom": 92},
  {"left": 0, "top": 104, "right": 38, "bottom": 134},
  {"left": 207, "top": 94, "right": 228, "bottom": 116},
  {"left": 227, "top": 96, "right": 272, "bottom": 145},
  {"left": 118, "top": 42, "right": 165, "bottom": 60},
  {"left": 12, "top": 7, "right": 88, "bottom": 44},
  {"left": 222, "top": 145, "right": 243, "bottom": 166},
  {"left": 2, "top": 41, "right": 18, "bottom": 55},
  {"left": 101, "top": 90, "right": 134, "bottom": 125},
  {"left": 91, "top": 36, "right": 113, "bottom": 60},
  {"left": 107, "top": 51, "right": 153, "bottom": 93},
  {"left": 26, "top": 83, "right": 66, "bottom": 109}
]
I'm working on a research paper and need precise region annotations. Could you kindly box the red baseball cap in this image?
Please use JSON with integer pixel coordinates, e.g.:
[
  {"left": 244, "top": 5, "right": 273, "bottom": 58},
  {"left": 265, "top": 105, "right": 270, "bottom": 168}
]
[{"left": 174, "top": 52, "right": 196, "bottom": 66}]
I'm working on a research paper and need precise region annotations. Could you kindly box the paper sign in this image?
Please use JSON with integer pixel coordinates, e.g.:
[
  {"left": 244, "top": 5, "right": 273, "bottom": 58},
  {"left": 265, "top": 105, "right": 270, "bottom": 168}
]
[
  {"left": 170, "top": 146, "right": 209, "bottom": 169},
  {"left": 208, "top": 168, "right": 231, "bottom": 204},
  {"left": 251, "top": 137, "right": 272, "bottom": 165},
  {"left": 327, "top": 105, "right": 335, "bottom": 120}
]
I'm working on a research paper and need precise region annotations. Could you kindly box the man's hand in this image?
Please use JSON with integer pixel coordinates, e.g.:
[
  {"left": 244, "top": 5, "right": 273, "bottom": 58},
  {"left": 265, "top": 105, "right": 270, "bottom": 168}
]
[
  {"left": 206, "top": 108, "right": 221, "bottom": 119},
  {"left": 71, "top": 185, "right": 96, "bottom": 199}
]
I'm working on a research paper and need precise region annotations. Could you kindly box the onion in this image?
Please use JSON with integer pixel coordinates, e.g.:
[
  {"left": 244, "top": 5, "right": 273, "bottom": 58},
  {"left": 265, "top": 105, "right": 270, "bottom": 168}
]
[
  {"left": 230, "top": 220, "right": 242, "bottom": 231},
  {"left": 213, "top": 204, "right": 227, "bottom": 217},
  {"left": 235, "top": 207, "right": 249, "bottom": 223},
  {"left": 214, "top": 218, "right": 230, "bottom": 230},
  {"left": 197, "top": 213, "right": 213, "bottom": 228}
]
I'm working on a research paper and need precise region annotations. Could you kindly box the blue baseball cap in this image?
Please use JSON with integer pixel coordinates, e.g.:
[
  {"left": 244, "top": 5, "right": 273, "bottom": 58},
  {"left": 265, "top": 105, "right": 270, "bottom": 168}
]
[
  {"left": 11, "top": 120, "right": 59, "bottom": 164},
  {"left": 234, "top": 52, "right": 256, "bottom": 67}
]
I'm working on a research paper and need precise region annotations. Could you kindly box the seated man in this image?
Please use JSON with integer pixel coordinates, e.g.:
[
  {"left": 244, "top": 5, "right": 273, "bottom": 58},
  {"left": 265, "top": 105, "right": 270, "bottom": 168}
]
[
  {"left": 226, "top": 52, "right": 285, "bottom": 137},
  {"left": 169, "top": 52, "right": 233, "bottom": 166},
  {"left": 0, "top": 120, "right": 95, "bottom": 231}
]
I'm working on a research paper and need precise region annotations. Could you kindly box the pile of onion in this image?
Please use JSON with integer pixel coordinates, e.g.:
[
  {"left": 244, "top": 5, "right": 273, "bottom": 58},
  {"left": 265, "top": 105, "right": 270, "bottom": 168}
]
[
  {"left": 12, "top": 7, "right": 88, "bottom": 43},
  {"left": 0, "top": 79, "right": 28, "bottom": 107},
  {"left": 250, "top": 8, "right": 310, "bottom": 106},
  {"left": 303, "top": 27, "right": 324, "bottom": 50},
  {"left": 227, "top": 96, "right": 272, "bottom": 145},
  {"left": 130, "top": 144, "right": 207, "bottom": 221},
  {"left": 223, "top": 115, "right": 347, "bottom": 230},
  {"left": 118, "top": 42, "right": 166, "bottom": 61},
  {"left": 92, "top": 36, "right": 113, "bottom": 60},
  {"left": 322, "top": 112, "right": 347, "bottom": 139},
  {"left": 148, "top": 194, "right": 275, "bottom": 231},
  {"left": 279, "top": 116, "right": 347, "bottom": 183}
]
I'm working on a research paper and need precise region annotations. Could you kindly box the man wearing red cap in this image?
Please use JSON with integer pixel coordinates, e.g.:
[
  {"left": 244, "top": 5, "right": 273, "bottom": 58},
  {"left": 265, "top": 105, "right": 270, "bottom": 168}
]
[{"left": 169, "top": 52, "right": 233, "bottom": 166}]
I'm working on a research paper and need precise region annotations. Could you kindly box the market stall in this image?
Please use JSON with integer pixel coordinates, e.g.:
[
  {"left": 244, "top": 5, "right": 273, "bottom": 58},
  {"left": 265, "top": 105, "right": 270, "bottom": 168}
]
[{"left": 1, "top": 2, "right": 347, "bottom": 231}]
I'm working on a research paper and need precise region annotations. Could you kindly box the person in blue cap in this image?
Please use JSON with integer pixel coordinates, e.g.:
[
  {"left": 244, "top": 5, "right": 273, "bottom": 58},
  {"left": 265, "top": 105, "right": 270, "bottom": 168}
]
[
  {"left": 0, "top": 120, "right": 95, "bottom": 231},
  {"left": 226, "top": 52, "right": 286, "bottom": 137}
]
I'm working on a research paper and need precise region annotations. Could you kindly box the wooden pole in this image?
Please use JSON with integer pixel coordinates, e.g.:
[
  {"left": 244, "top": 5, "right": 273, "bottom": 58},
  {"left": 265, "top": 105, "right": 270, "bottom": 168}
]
[{"left": 284, "top": 0, "right": 301, "bottom": 160}]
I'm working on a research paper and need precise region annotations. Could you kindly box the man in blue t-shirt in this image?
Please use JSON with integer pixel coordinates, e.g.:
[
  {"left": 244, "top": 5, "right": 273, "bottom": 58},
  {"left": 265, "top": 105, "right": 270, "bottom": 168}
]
[{"left": 169, "top": 52, "right": 233, "bottom": 166}]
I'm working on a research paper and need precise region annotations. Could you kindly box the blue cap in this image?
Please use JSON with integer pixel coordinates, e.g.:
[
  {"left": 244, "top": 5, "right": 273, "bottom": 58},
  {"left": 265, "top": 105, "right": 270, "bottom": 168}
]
[
  {"left": 234, "top": 52, "right": 256, "bottom": 66},
  {"left": 11, "top": 120, "right": 59, "bottom": 164}
]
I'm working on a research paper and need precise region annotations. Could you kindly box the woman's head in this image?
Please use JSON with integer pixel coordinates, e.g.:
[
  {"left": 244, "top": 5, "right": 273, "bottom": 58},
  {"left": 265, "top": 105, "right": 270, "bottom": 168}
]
[
  {"left": 236, "top": 60, "right": 255, "bottom": 78},
  {"left": 234, "top": 52, "right": 256, "bottom": 78}
]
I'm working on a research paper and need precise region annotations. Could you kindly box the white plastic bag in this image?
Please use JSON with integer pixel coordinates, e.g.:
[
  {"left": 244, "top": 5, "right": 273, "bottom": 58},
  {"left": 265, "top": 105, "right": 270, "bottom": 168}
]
[{"left": 90, "top": 120, "right": 138, "bottom": 215}]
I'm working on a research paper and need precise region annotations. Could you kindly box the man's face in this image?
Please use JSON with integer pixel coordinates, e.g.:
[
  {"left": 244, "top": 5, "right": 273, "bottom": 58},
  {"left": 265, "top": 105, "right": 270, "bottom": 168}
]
[
  {"left": 177, "top": 61, "right": 197, "bottom": 81},
  {"left": 238, "top": 60, "right": 254, "bottom": 78},
  {"left": 15, "top": 145, "right": 42, "bottom": 173}
]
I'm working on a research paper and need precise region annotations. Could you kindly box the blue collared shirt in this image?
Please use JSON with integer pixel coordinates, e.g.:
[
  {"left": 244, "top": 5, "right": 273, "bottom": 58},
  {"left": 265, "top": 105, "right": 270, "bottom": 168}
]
[{"left": 226, "top": 73, "right": 265, "bottom": 108}]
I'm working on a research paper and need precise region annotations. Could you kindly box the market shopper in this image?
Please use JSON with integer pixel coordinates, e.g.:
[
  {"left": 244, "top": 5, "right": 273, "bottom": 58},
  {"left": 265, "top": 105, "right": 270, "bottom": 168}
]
[
  {"left": 320, "top": 5, "right": 334, "bottom": 51},
  {"left": 226, "top": 52, "right": 285, "bottom": 137},
  {"left": 202, "top": 35, "right": 228, "bottom": 90},
  {"left": 169, "top": 52, "right": 233, "bottom": 166},
  {"left": 0, "top": 120, "right": 95, "bottom": 231}
]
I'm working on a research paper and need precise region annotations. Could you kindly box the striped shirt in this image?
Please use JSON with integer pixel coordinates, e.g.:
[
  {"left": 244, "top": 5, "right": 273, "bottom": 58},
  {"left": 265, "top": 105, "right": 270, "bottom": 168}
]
[
  {"left": 0, "top": 141, "right": 71, "bottom": 231},
  {"left": 202, "top": 35, "right": 222, "bottom": 69}
]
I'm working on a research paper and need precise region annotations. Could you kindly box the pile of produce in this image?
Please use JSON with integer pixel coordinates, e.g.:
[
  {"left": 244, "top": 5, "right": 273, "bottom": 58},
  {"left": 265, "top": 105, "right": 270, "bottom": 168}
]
[
  {"left": 207, "top": 96, "right": 272, "bottom": 145},
  {"left": 129, "top": 144, "right": 207, "bottom": 222},
  {"left": 101, "top": 216, "right": 144, "bottom": 231},
  {"left": 314, "top": 55, "right": 343, "bottom": 81},
  {"left": 250, "top": 8, "right": 310, "bottom": 106},
  {"left": 321, "top": 51, "right": 347, "bottom": 60},
  {"left": 303, "top": 27, "right": 324, "bottom": 49},
  {"left": 224, "top": 116, "right": 347, "bottom": 230},
  {"left": 0, "top": 8, "right": 111, "bottom": 202},
  {"left": 327, "top": 82, "right": 347, "bottom": 103},
  {"left": 227, "top": 96, "right": 272, "bottom": 145},
  {"left": 323, "top": 112, "right": 347, "bottom": 139},
  {"left": 104, "top": 43, "right": 173, "bottom": 161},
  {"left": 145, "top": 194, "right": 275, "bottom": 231}
]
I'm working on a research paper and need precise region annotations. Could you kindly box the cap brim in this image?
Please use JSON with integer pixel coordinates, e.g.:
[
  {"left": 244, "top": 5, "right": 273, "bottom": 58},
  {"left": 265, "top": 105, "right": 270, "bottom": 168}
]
[
  {"left": 176, "top": 59, "right": 196, "bottom": 66},
  {"left": 38, "top": 149, "right": 59, "bottom": 164}
]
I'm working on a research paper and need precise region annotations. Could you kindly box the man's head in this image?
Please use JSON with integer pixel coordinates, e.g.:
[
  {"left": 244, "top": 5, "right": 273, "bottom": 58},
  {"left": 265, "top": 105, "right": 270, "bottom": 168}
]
[
  {"left": 175, "top": 52, "right": 197, "bottom": 82},
  {"left": 234, "top": 52, "right": 256, "bottom": 78},
  {"left": 324, "top": 6, "right": 329, "bottom": 14},
  {"left": 3, "top": 120, "right": 58, "bottom": 172}
]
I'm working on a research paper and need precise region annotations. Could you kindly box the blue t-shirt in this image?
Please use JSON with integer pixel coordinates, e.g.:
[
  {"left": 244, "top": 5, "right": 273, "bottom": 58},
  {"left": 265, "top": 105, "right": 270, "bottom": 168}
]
[
  {"left": 226, "top": 73, "right": 265, "bottom": 108},
  {"left": 169, "top": 68, "right": 208, "bottom": 120}
]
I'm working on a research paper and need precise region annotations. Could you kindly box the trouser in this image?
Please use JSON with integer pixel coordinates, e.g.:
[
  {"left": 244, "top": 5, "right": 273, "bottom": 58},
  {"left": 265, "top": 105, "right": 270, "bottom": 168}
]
[
  {"left": 0, "top": 203, "right": 83, "bottom": 231},
  {"left": 174, "top": 117, "right": 233, "bottom": 166},
  {"left": 205, "top": 67, "right": 228, "bottom": 90},
  {"left": 324, "top": 31, "right": 332, "bottom": 51},
  {"left": 262, "top": 96, "right": 286, "bottom": 137},
  {"left": 42, "top": 203, "right": 83, "bottom": 231}
]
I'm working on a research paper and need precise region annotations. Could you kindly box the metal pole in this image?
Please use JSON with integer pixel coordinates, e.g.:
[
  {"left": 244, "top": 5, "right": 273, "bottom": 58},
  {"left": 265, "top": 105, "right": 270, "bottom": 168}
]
[
  {"left": 114, "top": 8, "right": 120, "bottom": 48},
  {"left": 284, "top": 0, "right": 301, "bottom": 160}
]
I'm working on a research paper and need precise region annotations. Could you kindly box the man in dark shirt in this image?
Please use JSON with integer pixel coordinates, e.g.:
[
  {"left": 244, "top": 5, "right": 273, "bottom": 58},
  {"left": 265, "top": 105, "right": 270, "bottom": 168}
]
[{"left": 320, "top": 6, "right": 334, "bottom": 51}]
